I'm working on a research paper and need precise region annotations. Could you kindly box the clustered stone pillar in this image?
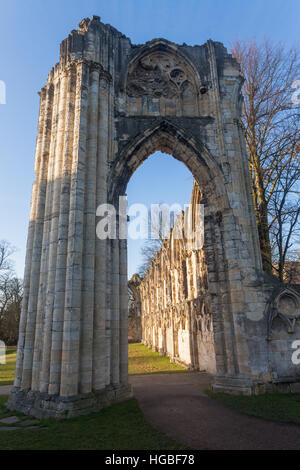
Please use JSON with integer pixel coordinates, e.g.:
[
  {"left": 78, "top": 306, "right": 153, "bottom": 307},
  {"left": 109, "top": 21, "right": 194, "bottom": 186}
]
[
  {"left": 93, "top": 76, "right": 109, "bottom": 391},
  {"left": 10, "top": 15, "right": 299, "bottom": 417},
  {"left": 8, "top": 58, "right": 131, "bottom": 418},
  {"left": 119, "top": 238, "right": 129, "bottom": 383}
]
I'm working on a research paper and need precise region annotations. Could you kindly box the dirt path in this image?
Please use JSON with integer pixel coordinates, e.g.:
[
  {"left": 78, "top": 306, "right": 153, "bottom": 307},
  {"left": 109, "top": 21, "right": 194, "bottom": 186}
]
[
  {"left": 129, "top": 372, "right": 300, "bottom": 450},
  {"left": 2, "top": 374, "right": 300, "bottom": 449}
]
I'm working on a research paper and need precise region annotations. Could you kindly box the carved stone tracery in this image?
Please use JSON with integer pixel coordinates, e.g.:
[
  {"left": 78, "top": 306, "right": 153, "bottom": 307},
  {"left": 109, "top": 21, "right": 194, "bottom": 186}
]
[
  {"left": 266, "top": 286, "right": 300, "bottom": 339},
  {"left": 127, "top": 51, "right": 197, "bottom": 99}
]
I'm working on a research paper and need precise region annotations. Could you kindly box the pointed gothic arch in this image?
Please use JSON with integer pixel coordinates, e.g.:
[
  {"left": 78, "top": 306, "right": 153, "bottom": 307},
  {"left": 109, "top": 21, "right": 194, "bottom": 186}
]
[
  {"left": 109, "top": 119, "right": 227, "bottom": 209},
  {"left": 7, "top": 16, "right": 300, "bottom": 418}
]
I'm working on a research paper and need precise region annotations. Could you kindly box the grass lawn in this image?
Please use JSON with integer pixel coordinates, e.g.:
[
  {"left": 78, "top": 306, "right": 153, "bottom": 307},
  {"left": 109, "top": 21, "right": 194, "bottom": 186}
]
[
  {"left": 0, "top": 346, "right": 16, "bottom": 385},
  {"left": 128, "top": 342, "right": 187, "bottom": 375},
  {"left": 0, "top": 343, "right": 186, "bottom": 385},
  {"left": 0, "top": 395, "right": 188, "bottom": 450},
  {"left": 206, "top": 390, "right": 300, "bottom": 425},
  {"left": 0, "top": 342, "right": 188, "bottom": 450}
]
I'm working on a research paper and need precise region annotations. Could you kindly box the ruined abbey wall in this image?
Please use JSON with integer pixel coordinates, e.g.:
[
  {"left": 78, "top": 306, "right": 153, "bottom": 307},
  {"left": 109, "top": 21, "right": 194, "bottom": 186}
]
[
  {"left": 128, "top": 274, "right": 142, "bottom": 343},
  {"left": 8, "top": 15, "right": 300, "bottom": 419},
  {"left": 138, "top": 183, "right": 216, "bottom": 373}
]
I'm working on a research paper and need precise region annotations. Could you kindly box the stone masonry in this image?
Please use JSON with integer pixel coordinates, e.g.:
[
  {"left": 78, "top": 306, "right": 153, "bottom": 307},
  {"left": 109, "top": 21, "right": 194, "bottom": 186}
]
[
  {"left": 128, "top": 274, "right": 142, "bottom": 343},
  {"left": 137, "top": 182, "right": 216, "bottom": 373},
  {"left": 8, "top": 16, "right": 300, "bottom": 418}
]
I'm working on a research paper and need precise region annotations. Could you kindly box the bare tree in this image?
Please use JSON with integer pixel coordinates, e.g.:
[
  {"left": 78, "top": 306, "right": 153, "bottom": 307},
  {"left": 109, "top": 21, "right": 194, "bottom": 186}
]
[
  {"left": 137, "top": 203, "right": 175, "bottom": 278},
  {"left": 231, "top": 39, "right": 300, "bottom": 274},
  {"left": 282, "top": 254, "right": 300, "bottom": 284},
  {"left": 0, "top": 277, "right": 23, "bottom": 345},
  {"left": 138, "top": 238, "right": 163, "bottom": 278},
  {"left": 0, "top": 240, "right": 15, "bottom": 273},
  {"left": 136, "top": 203, "right": 185, "bottom": 277},
  {"left": 269, "top": 157, "right": 300, "bottom": 281},
  {"left": 0, "top": 240, "right": 16, "bottom": 318},
  {"left": 128, "top": 274, "right": 142, "bottom": 317},
  {"left": 0, "top": 240, "right": 23, "bottom": 345}
]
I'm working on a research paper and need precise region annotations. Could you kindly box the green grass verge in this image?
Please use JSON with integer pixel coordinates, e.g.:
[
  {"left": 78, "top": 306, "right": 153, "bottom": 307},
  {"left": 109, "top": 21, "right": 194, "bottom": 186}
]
[
  {"left": 206, "top": 390, "right": 300, "bottom": 425},
  {"left": 0, "top": 395, "right": 188, "bottom": 450},
  {"left": 0, "top": 346, "right": 16, "bottom": 385},
  {"left": 128, "top": 342, "right": 187, "bottom": 375},
  {"left": 0, "top": 343, "right": 188, "bottom": 449}
]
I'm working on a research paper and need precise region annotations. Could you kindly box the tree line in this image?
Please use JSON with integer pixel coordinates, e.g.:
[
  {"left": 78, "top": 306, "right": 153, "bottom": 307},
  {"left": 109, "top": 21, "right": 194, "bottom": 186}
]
[
  {"left": 231, "top": 39, "right": 300, "bottom": 281},
  {"left": 0, "top": 241, "right": 22, "bottom": 345}
]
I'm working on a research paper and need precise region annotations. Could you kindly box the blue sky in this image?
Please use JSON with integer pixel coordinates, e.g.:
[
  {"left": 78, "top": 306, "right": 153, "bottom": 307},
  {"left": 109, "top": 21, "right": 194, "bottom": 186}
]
[{"left": 0, "top": 0, "right": 299, "bottom": 277}]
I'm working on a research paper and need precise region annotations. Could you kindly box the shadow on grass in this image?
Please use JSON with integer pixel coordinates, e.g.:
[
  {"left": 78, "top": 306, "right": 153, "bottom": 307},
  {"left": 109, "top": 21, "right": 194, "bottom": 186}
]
[
  {"left": 206, "top": 389, "right": 300, "bottom": 426},
  {"left": 0, "top": 395, "right": 189, "bottom": 450}
]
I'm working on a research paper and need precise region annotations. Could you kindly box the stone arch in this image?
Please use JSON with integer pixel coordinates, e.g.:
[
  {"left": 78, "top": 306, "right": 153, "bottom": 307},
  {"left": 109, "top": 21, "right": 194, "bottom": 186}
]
[
  {"left": 108, "top": 120, "right": 245, "bottom": 379},
  {"left": 9, "top": 16, "right": 300, "bottom": 419},
  {"left": 109, "top": 120, "right": 228, "bottom": 210}
]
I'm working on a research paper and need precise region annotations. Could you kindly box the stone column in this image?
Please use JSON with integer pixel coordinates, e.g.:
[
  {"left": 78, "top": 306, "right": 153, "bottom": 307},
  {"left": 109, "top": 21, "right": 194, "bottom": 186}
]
[
  {"left": 79, "top": 63, "right": 100, "bottom": 394},
  {"left": 39, "top": 71, "right": 68, "bottom": 393},
  {"left": 119, "top": 238, "right": 128, "bottom": 384},
  {"left": 105, "top": 240, "right": 112, "bottom": 386},
  {"left": 20, "top": 80, "right": 59, "bottom": 390},
  {"left": 31, "top": 80, "right": 60, "bottom": 391},
  {"left": 93, "top": 75, "right": 110, "bottom": 391},
  {"left": 111, "top": 237, "right": 120, "bottom": 385},
  {"left": 204, "top": 212, "right": 227, "bottom": 375},
  {"left": 14, "top": 86, "right": 50, "bottom": 388},
  {"left": 60, "top": 60, "right": 89, "bottom": 397},
  {"left": 48, "top": 63, "right": 77, "bottom": 394}
]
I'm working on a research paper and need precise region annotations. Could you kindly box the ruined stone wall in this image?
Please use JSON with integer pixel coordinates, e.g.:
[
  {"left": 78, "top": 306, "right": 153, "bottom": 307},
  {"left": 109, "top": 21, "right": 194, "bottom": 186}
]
[
  {"left": 128, "top": 317, "right": 142, "bottom": 343},
  {"left": 139, "top": 183, "right": 216, "bottom": 373},
  {"left": 128, "top": 274, "right": 142, "bottom": 343},
  {"left": 9, "top": 15, "right": 300, "bottom": 419}
]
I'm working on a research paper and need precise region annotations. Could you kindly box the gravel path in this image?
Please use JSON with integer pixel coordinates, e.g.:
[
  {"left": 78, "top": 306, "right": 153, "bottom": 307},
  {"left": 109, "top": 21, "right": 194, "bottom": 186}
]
[{"left": 129, "top": 372, "right": 300, "bottom": 450}]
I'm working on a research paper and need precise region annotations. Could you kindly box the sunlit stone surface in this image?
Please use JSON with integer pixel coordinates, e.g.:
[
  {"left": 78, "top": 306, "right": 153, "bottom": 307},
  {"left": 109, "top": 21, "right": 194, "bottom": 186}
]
[{"left": 8, "top": 16, "right": 300, "bottom": 418}]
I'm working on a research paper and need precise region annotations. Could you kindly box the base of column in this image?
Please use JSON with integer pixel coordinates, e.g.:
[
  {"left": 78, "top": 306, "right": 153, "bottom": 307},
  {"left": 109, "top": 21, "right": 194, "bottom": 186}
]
[
  {"left": 252, "top": 378, "right": 300, "bottom": 394},
  {"left": 212, "top": 375, "right": 254, "bottom": 395},
  {"left": 212, "top": 375, "right": 300, "bottom": 395},
  {"left": 7, "top": 383, "right": 132, "bottom": 419}
]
